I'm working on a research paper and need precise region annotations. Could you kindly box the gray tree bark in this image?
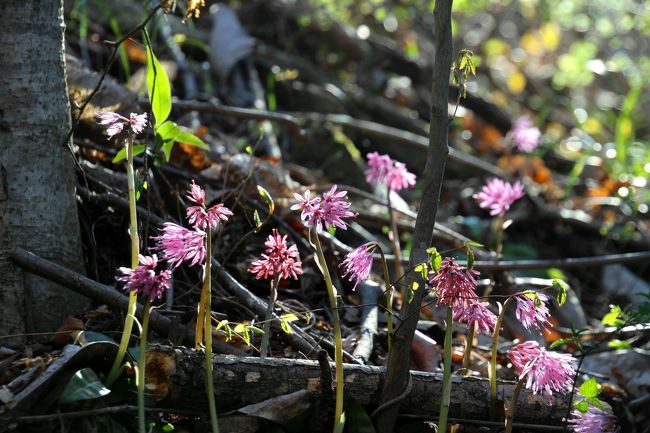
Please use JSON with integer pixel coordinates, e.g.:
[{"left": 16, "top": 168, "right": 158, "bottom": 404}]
[{"left": 0, "top": 0, "right": 88, "bottom": 341}]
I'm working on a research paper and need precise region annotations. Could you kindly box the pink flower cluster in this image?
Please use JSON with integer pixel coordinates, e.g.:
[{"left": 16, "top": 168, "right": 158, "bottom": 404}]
[
  {"left": 515, "top": 292, "right": 550, "bottom": 330},
  {"left": 473, "top": 178, "right": 525, "bottom": 216},
  {"left": 510, "top": 116, "right": 541, "bottom": 153},
  {"left": 153, "top": 182, "right": 232, "bottom": 268},
  {"left": 340, "top": 243, "right": 375, "bottom": 290},
  {"left": 185, "top": 181, "right": 233, "bottom": 230},
  {"left": 568, "top": 406, "right": 618, "bottom": 433},
  {"left": 97, "top": 111, "right": 148, "bottom": 140},
  {"left": 365, "top": 152, "right": 416, "bottom": 192},
  {"left": 117, "top": 254, "right": 171, "bottom": 301},
  {"left": 453, "top": 300, "right": 497, "bottom": 334},
  {"left": 429, "top": 257, "right": 480, "bottom": 306},
  {"left": 508, "top": 341, "right": 576, "bottom": 400},
  {"left": 291, "top": 185, "right": 356, "bottom": 233},
  {"left": 249, "top": 229, "right": 303, "bottom": 281}
]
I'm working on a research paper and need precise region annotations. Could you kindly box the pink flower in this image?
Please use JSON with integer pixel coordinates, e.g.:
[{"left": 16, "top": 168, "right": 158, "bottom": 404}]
[
  {"left": 365, "top": 152, "right": 416, "bottom": 192},
  {"left": 510, "top": 116, "right": 541, "bottom": 153},
  {"left": 515, "top": 292, "right": 550, "bottom": 330},
  {"left": 96, "top": 111, "right": 148, "bottom": 140},
  {"left": 508, "top": 341, "right": 576, "bottom": 400},
  {"left": 453, "top": 300, "right": 497, "bottom": 334},
  {"left": 473, "top": 178, "right": 525, "bottom": 216},
  {"left": 153, "top": 222, "right": 206, "bottom": 268},
  {"left": 185, "top": 181, "right": 233, "bottom": 230},
  {"left": 340, "top": 243, "right": 375, "bottom": 290},
  {"left": 291, "top": 185, "right": 356, "bottom": 232},
  {"left": 249, "top": 229, "right": 303, "bottom": 280},
  {"left": 116, "top": 254, "right": 171, "bottom": 301},
  {"left": 429, "top": 257, "right": 480, "bottom": 306},
  {"left": 568, "top": 407, "right": 618, "bottom": 433}
]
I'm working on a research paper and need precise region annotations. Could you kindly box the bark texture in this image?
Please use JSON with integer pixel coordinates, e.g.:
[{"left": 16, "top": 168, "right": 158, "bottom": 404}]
[
  {"left": 375, "top": 2, "right": 453, "bottom": 432},
  {"left": 0, "top": 0, "right": 87, "bottom": 340},
  {"left": 150, "top": 347, "right": 569, "bottom": 425}
]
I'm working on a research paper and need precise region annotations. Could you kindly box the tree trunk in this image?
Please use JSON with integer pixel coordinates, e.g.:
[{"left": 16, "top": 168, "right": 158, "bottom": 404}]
[
  {"left": 0, "top": 0, "right": 88, "bottom": 341},
  {"left": 148, "top": 347, "right": 569, "bottom": 425}
]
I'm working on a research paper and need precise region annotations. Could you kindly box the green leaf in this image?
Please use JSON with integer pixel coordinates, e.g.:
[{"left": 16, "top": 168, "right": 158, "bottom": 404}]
[
  {"left": 601, "top": 304, "right": 625, "bottom": 327},
  {"left": 608, "top": 339, "right": 632, "bottom": 350},
  {"left": 579, "top": 377, "right": 600, "bottom": 398},
  {"left": 234, "top": 323, "right": 250, "bottom": 345},
  {"left": 156, "top": 121, "right": 182, "bottom": 143},
  {"left": 281, "top": 313, "right": 299, "bottom": 322},
  {"left": 253, "top": 210, "right": 262, "bottom": 230},
  {"left": 145, "top": 39, "right": 172, "bottom": 126},
  {"left": 335, "top": 411, "right": 346, "bottom": 433},
  {"left": 464, "top": 240, "right": 484, "bottom": 247},
  {"left": 59, "top": 368, "right": 110, "bottom": 403},
  {"left": 549, "top": 338, "right": 573, "bottom": 349},
  {"left": 552, "top": 279, "right": 569, "bottom": 306},
  {"left": 587, "top": 397, "right": 604, "bottom": 409},
  {"left": 257, "top": 185, "right": 275, "bottom": 215},
  {"left": 247, "top": 325, "right": 264, "bottom": 334},
  {"left": 162, "top": 423, "right": 175, "bottom": 432},
  {"left": 574, "top": 400, "right": 589, "bottom": 414},
  {"left": 175, "top": 130, "right": 208, "bottom": 150},
  {"left": 414, "top": 264, "right": 427, "bottom": 280},
  {"left": 280, "top": 319, "right": 293, "bottom": 334},
  {"left": 112, "top": 144, "right": 146, "bottom": 163},
  {"left": 466, "top": 246, "right": 475, "bottom": 270},
  {"left": 343, "top": 399, "right": 375, "bottom": 433},
  {"left": 427, "top": 247, "right": 442, "bottom": 274},
  {"left": 216, "top": 319, "right": 229, "bottom": 331},
  {"left": 82, "top": 331, "right": 116, "bottom": 344}
]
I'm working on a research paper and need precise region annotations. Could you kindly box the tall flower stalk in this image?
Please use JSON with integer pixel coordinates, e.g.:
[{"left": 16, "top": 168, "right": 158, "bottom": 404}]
[
  {"left": 292, "top": 185, "right": 356, "bottom": 433},
  {"left": 154, "top": 181, "right": 232, "bottom": 433},
  {"left": 97, "top": 112, "right": 148, "bottom": 386},
  {"left": 249, "top": 229, "right": 303, "bottom": 358}
]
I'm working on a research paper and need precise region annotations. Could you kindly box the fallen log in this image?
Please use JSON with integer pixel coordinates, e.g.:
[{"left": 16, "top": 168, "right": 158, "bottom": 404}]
[{"left": 151, "top": 346, "right": 570, "bottom": 425}]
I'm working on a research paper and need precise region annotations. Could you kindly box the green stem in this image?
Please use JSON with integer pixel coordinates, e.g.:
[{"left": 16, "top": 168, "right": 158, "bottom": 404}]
[
  {"left": 138, "top": 298, "right": 152, "bottom": 433},
  {"left": 489, "top": 296, "right": 515, "bottom": 417},
  {"left": 313, "top": 233, "right": 345, "bottom": 433},
  {"left": 106, "top": 136, "right": 140, "bottom": 385},
  {"left": 437, "top": 306, "right": 454, "bottom": 433},
  {"left": 203, "top": 227, "right": 219, "bottom": 433},
  {"left": 462, "top": 322, "right": 476, "bottom": 370},
  {"left": 260, "top": 276, "right": 280, "bottom": 358},
  {"left": 375, "top": 245, "right": 394, "bottom": 351},
  {"left": 504, "top": 379, "right": 525, "bottom": 433},
  {"left": 493, "top": 216, "right": 505, "bottom": 260},
  {"left": 387, "top": 193, "right": 404, "bottom": 282}
]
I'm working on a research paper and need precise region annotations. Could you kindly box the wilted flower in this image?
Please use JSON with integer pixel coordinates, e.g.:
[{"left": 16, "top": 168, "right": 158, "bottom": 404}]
[
  {"left": 473, "top": 178, "right": 525, "bottom": 216},
  {"left": 515, "top": 292, "right": 550, "bottom": 330},
  {"left": 508, "top": 341, "right": 576, "bottom": 400},
  {"left": 341, "top": 243, "right": 375, "bottom": 290},
  {"left": 291, "top": 185, "right": 356, "bottom": 232},
  {"left": 568, "top": 406, "right": 618, "bottom": 433},
  {"left": 96, "top": 111, "right": 148, "bottom": 140},
  {"left": 117, "top": 254, "right": 171, "bottom": 301},
  {"left": 249, "top": 229, "right": 303, "bottom": 281},
  {"left": 510, "top": 116, "right": 541, "bottom": 153},
  {"left": 365, "top": 152, "right": 416, "bottom": 192},
  {"left": 153, "top": 222, "right": 206, "bottom": 268},
  {"left": 185, "top": 181, "right": 233, "bottom": 230},
  {"left": 429, "top": 257, "right": 480, "bottom": 306},
  {"left": 453, "top": 300, "right": 497, "bottom": 334}
]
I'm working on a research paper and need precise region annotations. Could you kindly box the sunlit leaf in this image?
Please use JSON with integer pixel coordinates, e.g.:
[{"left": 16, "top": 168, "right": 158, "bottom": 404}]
[
  {"left": 552, "top": 279, "right": 569, "bottom": 306},
  {"left": 145, "top": 37, "right": 172, "bottom": 126},
  {"left": 257, "top": 185, "right": 275, "bottom": 215},
  {"left": 59, "top": 368, "right": 110, "bottom": 403},
  {"left": 112, "top": 144, "right": 146, "bottom": 163},
  {"left": 579, "top": 377, "right": 600, "bottom": 398}
]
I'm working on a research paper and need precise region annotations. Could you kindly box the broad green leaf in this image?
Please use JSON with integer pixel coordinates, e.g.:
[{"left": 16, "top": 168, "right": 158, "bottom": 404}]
[
  {"left": 82, "top": 331, "right": 116, "bottom": 344},
  {"left": 145, "top": 41, "right": 172, "bottom": 126},
  {"left": 257, "top": 185, "right": 275, "bottom": 215},
  {"left": 112, "top": 144, "right": 146, "bottom": 163},
  {"left": 574, "top": 400, "right": 589, "bottom": 414},
  {"left": 549, "top": 338, "right": 573, "bottom": 349},
  {"left": 608, "top": 339, "right": 631, "bottom": 350},
  {"left": 427, "top": 247, "right": 442, "bottom": 274},
  {"left": 601, "top": 305, "right": 624, "bottom": 327},
  {"left": 414, "top": 264, "right": 427, "bottom": 280},
  {"left": 156, "top": 121, "right": 182, "bottom": 143},
  {"left": 579, "top": 378, "right": 600, "bottom": 398},
  {"left": 552, "top": 279, "right": 569, "bottom": 306},
  {"left": 59, "top": 368, "right": 110, "bottom": 403},
  {"left": 343, "top": 399, "right": 375, "bottom": 433},
  {"left": 175, "top": 130, "right": 209, "bottom": 150},
  {"left": 587, "top": 397, "right": 604, "bottom": 409}
]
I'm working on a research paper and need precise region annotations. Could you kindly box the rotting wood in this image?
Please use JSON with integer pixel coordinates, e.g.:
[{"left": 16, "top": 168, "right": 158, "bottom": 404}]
[{"left": 149, "top": 346, "right": 570, "bottom": 425}]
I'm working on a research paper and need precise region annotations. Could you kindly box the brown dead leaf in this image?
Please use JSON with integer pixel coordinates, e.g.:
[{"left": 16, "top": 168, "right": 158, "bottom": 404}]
[
  {"left": 52, "top": 317, "right": 85, "bottom": 348},
  {"left": 145, "top": 350, "right": 176, "bottom": 399}
]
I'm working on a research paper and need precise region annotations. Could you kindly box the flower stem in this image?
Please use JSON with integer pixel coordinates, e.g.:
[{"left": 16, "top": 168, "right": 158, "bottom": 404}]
[
  {"left": 137, "top": 298, "right": 152, "bottom": 433},
  {"left": 203, "top": 227, "right": 219, "bottom": 433},
  {"left": 489, "top": 296, "right": 514, "bottom": 416},
  {"left": 504, "top": 378, "right": 524, "bottom": 433},
  {"left": 260, "top": 276, "right": 280, "bottom": 358},
  {"left": 375, "top": 245, "right": 394, "bottom": 351},
  {"left": 313, "top": 233, "right": 345, "bottom": 433},
  {"left": 106, "top": 137, "right": 140, "bottom": 385},
  {"left": 437, "top": 306, "right": 454, "bottom": 433},
  {"left": 196, "top": 284, "right": 206, "bottom": 349},
  {"left": 462, "top": 322, "right": 476, "bottom": 370}
]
